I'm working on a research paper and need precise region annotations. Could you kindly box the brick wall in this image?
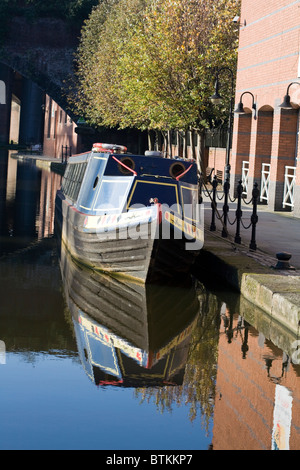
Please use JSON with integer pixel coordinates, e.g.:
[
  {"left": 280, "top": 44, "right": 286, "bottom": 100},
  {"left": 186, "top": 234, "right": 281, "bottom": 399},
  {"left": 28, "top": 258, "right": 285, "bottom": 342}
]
[
  {"left": 207, "top": 147, "right": 226, "bottom": 175},
  {"left": 43, "top": 95, "right": 79, "bottom": 159},
  {"left": 232, "top": 0, "right": 300, "bottom": 212}
]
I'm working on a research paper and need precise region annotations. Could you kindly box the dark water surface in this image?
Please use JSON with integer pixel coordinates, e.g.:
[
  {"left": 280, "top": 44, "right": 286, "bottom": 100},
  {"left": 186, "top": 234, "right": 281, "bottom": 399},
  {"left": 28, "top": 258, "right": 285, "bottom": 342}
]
[{"left": 0, "top": 151, "right": 300, "bottom": 451}]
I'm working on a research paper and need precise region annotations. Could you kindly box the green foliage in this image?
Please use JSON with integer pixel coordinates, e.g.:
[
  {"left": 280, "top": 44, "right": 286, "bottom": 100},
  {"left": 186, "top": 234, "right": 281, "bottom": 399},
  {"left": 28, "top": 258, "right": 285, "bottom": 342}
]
[{"left": 73, "top": 0, "right": 240, "bottom": 138}]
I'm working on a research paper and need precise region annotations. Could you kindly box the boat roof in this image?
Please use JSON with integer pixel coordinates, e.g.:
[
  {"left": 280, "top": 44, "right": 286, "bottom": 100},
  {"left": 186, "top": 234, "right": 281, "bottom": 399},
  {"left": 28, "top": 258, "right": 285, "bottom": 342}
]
[
  {"left": 67, "top": 152, "right": 90, "bottom": 164},
  {"left": 67, "top": 146, "right": 198, "bottom": 183}
]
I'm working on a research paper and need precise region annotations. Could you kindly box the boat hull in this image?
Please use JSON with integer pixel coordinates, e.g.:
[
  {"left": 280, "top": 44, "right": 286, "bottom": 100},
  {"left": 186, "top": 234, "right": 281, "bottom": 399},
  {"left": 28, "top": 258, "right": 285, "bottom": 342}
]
[{"left": 55, "top": 190, "right": 202, "bottom": 284}]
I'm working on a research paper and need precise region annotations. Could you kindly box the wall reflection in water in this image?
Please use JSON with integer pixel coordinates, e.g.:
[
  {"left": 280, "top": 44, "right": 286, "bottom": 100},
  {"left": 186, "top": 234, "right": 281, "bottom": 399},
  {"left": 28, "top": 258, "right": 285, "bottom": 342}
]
[
  {"left": 0, "top": 151, "right": 62, "bottom": 254},
  {"left": 212, "top": 293, "right": 300, "bottom": 450},
  {"left": 0, "top": 152, "right": 75, "bottom": 358},
  {"left": 0, "top": 246, "right": 76, "bottom": 357}
]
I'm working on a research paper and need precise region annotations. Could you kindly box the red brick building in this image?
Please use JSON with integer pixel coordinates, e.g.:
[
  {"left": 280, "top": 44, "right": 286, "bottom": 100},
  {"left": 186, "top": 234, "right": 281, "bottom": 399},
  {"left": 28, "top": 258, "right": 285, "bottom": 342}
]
[
  {"left": 43, "top": 95, "right": 81, "bottom": 160},
  {"left": 211, "top": 0, "right": 300, "bottom": 217}
]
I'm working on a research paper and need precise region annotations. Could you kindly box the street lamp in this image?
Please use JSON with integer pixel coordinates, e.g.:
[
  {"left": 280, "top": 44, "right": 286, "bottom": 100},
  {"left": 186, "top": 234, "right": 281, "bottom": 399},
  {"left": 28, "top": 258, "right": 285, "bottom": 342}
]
[
  {"left": 210, "top": 67, "right": 234, "bottom": 183},
  {"left": 279, "top": 82, "right": 300, "bottom": 109},
  {"left": 210, "top": 79, "right": 222, "bottom": 105},
  {"left": 234, "top": 91, "right": 257, "bottom": 119}
]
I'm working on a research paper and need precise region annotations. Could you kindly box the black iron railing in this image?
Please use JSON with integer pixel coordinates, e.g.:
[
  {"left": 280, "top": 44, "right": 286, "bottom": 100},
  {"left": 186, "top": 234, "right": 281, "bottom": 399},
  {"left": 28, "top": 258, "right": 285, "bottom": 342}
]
[
  {"left": 200, "top": 176, "right": 260, "bottom": 250},
  {"left": 61, "top": 145, "right": 72, "bottom": 163}
]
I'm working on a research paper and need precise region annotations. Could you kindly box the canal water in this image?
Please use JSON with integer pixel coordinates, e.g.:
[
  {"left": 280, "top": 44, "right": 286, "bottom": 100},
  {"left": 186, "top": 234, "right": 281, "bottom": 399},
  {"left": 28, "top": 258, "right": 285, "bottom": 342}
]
[{"left": 0, "top": 151, "right": 300, "bottom": 451}]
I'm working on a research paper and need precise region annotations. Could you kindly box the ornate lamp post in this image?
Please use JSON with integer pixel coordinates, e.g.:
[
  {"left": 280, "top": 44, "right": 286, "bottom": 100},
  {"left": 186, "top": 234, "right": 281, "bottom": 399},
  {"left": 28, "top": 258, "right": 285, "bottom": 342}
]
[
  {"left": 210, "top": 67, "right": 234, "bottom": 184},
  {"left": 234, "top": 91, "right": 257, "bottom": 119},
  {"left": 278, "top": 82, "right": 300, "bottom": 109}
]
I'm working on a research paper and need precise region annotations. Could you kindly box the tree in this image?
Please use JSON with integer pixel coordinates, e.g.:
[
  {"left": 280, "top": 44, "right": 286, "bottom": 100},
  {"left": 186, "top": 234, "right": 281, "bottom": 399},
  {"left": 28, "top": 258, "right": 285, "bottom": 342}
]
[
  {"left": 73, "top": 0, "right": 149, "bottom": 128},
  {"left": 72, "top": 0, "right": 240, "bottom": 170}
]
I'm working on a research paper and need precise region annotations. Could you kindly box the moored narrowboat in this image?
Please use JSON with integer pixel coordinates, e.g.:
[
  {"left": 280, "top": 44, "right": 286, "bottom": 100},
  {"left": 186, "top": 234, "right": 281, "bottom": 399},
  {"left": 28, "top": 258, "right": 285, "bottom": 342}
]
[{"left": 55, "top": 143, "right": 203, "bottom": 284}]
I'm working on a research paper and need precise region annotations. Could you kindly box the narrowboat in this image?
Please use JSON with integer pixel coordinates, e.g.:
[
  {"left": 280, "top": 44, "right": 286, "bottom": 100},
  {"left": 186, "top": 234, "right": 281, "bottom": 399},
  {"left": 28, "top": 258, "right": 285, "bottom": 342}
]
[
  {"left": 55, "top": 143, "right": 203, "bottom": 284},
  {"left": 59, "top": 244, "right": 199, "bottom": 387}
]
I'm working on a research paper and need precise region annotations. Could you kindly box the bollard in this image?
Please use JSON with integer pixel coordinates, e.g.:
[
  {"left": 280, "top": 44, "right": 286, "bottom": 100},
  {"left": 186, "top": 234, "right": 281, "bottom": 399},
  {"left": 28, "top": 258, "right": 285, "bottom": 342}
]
[
  {"left": 274, "top": 252, "right": 295, "bottom": 270},
  {"left": 210, "top": 175, "right": 218, "bottom": 231},
  {"left": 61, "top": 145, "right": 68, "bottom": 163},
  {"left": 62, "top": 145, "right": 71, "bottom": 163},
  {"left": 249, "top": 182, "right": 259, "bottom": 250},
  {"left": 222, "top": 177, "right": 230, "bottom": 237},
  {"left": 234, "top": 180, "right": 243, "bottom": 244}
]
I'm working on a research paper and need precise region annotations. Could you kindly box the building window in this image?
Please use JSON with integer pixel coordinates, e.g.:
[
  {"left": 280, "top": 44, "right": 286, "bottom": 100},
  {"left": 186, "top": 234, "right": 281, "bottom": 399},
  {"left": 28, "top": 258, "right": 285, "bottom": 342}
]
[
  {"left": 0, "top": 80, "right": 5, "bottom": 104},
  {"left": 53, "top": 110, "right": 57, "bottom": 139},
  {"left": 47, "top": 98, "right": 52, "bottom": 138}
]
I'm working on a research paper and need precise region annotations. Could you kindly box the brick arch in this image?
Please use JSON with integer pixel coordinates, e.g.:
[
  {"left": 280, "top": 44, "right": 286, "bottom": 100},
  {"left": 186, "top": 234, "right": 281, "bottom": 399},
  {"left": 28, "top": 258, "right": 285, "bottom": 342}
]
[
  {"left": 240, "top": 107, "right": 253, "bottom": 114},
  {"left": 0, "top": 58, "right": 71, "bottom": 115},
  {"left": 0, "top": 16, "right": 79, "bottom": 117},
  {"left": 268, "top": 107, "right": 299, "bottom": 210},
  {"left": 257, "top": 104, "right": 274, "bottom": 112},
  {"left": 231, "top": 112, "right": 253, "bottom": 190},
  {"left": 246, "top": 106, "right": 274, "bottom": 199}
]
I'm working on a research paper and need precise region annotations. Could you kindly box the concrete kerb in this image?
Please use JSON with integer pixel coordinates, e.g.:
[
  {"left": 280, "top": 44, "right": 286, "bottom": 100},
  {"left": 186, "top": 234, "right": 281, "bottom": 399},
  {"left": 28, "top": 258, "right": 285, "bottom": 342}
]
[
  {"left": 12, "top": 152, "right": 66, "bottom": 175},
  {"left": 196, "top": 187, "right": 300, "bottom": 335},
  {"left": 194, "top": 225, "right": 300, "bottom": 337},
  {"left": 239, "top": 295, "right": 300, "bottom": 361},
  {"left": 241, "top": 273, "right": 300, "bottom": 336}
]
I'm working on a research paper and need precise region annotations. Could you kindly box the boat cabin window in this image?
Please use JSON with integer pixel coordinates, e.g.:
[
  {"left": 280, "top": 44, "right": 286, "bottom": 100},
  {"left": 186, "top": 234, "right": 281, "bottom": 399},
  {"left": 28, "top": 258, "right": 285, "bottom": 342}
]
[
  {"left": 181, "top": 185, "right": 198, "bottom": 220},
  {"left": 76, "top": 156, "right": 108, "bottom": 210},
  {"left": 86, "top": 332, "right": 121, "bottom": 378},
  {"left": 127, "top": 180, "right": 180, "bottom": 211},
  {"left": 61, "top": 162, "right": 87, "bottom": 202},
  {"left": 93, "top": 176, "right": 133, "bottom": 213}
]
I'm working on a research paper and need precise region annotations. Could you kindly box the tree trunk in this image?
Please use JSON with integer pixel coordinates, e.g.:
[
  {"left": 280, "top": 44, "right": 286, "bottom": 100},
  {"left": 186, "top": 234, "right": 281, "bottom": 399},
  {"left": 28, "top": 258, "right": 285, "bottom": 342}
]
[
  {"left": 148, "top": 130, "right": 155, "bottom": 151},
  {"left": 191, "top": 129, "right": 196, "bottom": 160},
  {"left": 196, "top": 129, "right": 207, "bottom": 177},
  {"left": 177, "top": 131, "right": 183, "bottom": 157},
  {"left": 183, "top": 130, "right": 188, "bottom": 159},
  {"left": 156, "top": 131, "right": 162, "bottom": 151},
  {"left": 168, "top": 130, "right": 173, "bottom": 158},
  {"left": 162, "top": 131, "right": 168, "bottom": 157}
]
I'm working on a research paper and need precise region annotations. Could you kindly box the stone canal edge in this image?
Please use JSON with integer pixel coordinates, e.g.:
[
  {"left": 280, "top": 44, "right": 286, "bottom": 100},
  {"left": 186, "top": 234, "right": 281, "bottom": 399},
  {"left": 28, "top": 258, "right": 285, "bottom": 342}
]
[{"left": 193, "top": 229, "right": 300, "bottom": 341}]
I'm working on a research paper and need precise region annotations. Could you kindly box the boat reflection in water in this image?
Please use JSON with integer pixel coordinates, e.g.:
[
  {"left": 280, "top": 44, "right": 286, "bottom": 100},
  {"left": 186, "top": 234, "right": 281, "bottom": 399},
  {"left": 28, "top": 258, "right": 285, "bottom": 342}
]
[{"left": 59, "top": 246, "right": 200, "bottom": 387}]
